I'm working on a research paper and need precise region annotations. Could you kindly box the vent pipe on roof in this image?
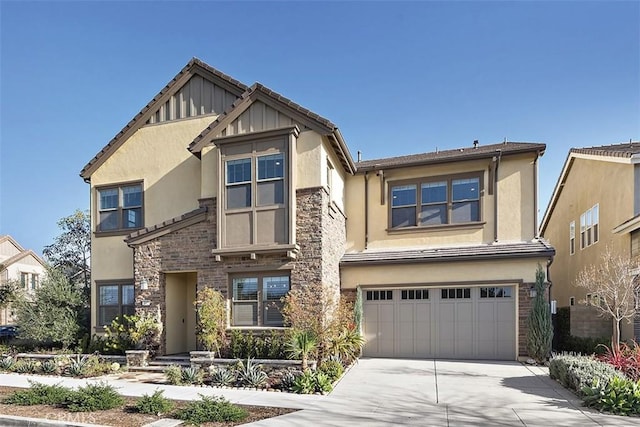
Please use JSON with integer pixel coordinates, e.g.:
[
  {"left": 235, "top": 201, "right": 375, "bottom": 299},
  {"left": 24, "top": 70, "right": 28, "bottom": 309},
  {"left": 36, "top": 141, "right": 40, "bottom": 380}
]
[
  {"left": 357, "top": 151, "right": 362, "bottom": 162},
  {"left": 473, "top": 140, "right": 479, "bottom": 149}
]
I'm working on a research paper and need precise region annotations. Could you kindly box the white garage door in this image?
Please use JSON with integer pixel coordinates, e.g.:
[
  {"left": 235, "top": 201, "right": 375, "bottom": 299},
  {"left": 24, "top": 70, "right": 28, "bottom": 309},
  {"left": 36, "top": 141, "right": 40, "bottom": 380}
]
[{"left": 363, "top": 286, "right": 516, "bottom": 360}]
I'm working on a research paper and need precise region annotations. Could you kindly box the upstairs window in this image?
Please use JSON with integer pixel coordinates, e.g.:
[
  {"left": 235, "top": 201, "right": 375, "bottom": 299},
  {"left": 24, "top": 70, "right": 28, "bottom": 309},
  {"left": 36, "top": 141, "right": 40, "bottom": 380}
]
[
  {"left": 20, "top": 272, "right": 28, "bottom": 289},
  {"left": 30, "top": 274, "right": 38, "bottom": 290},
  {"left": 569, "top": 221, "right": 575, "bottom": 255},
  {"left": 226, "top": 159, "right": 252, "bottom": 209},
  {"left": 390, "top": 174, "right": 482, "bottom": 229},
  {"left": 97, "top": 183, "right": 143, "bottom": 232},
  {"left": 580, "top": 204, "right": 599, "bottom": 249},
  {"left": 257, "top": 154, "right": 285, "bottom": 206}
]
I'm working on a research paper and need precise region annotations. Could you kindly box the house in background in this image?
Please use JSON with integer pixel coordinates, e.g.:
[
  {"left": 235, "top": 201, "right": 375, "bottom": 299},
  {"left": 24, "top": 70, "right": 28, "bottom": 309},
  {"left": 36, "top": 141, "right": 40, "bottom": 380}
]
[
  {"left": 81, "top": 58, "right": 554, "bottom": 360},
  {"left": 0, "top": 235, "right": 47, "bottom": 324},
  {"left": 540, "top": 142, "right": 640, "bottom": 340}
]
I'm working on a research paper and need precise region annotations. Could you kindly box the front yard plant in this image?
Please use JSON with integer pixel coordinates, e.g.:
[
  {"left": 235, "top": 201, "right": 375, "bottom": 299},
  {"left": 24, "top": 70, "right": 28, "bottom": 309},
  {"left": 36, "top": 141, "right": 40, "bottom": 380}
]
[
  {"left": 549, "top": 353, "right": 624, "bottom": 395},
  {"left": 583, "top": 376, "right": 640, "bottom": 415},
  {"left": 134, "top": 389, "right": 174, "bottom": 415},
  {"left": 175, "top": 395, "right": 248, "bottom": 424}
]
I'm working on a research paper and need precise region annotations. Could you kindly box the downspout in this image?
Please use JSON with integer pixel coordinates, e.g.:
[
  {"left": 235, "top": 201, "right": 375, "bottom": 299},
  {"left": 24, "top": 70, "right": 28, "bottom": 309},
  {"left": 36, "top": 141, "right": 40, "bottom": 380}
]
[
  {"left": 493, "top": 150, "right": 502, "bottom": 242},
  {"left": 534, "top": 153, "right": 539, "bottom": 238},
  {"left": 364, "top": 172, "right": 369, "bottom": 250},
  {"left": 546, "top": 256, "right": 554, "bottom": 307}
]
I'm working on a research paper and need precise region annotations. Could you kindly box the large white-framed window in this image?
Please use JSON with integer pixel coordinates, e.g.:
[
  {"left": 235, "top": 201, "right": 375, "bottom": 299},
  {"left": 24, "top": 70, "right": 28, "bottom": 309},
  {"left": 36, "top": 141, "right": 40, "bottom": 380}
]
[
  {"left": 389, "top": 173, "right": 482, "bottom": 229},
  {"left": 231, "top": 274, "right": 290, "bottom": 327},
  {"left": 580, "top": 204, "right": 599, "bottom": 249},
  {"left": 97, "top": 182, "right": 143, "bottom": 232}
]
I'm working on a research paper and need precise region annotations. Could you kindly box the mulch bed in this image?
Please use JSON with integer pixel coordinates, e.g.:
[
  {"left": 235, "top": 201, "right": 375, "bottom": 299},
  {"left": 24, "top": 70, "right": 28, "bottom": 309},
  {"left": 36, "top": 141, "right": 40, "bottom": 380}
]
[{"left": 0, "top": 386, "right": 295, "bottom": 426}]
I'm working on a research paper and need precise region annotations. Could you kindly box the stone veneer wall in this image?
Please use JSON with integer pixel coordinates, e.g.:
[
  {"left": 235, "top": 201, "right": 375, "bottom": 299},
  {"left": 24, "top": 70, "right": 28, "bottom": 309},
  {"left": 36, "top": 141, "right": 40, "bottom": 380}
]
[
  {"left": 133, "top": 187, "right": 346, "bottom": 355},
  {"left": 517, "top": 282, "right": 533, "bottom": 358}
]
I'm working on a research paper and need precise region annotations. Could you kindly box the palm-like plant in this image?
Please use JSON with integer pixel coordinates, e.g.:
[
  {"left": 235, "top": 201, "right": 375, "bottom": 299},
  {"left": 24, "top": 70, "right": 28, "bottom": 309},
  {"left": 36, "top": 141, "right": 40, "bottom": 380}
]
[{"left": 287, "top": 330, "right": 317, "bottom": 371}]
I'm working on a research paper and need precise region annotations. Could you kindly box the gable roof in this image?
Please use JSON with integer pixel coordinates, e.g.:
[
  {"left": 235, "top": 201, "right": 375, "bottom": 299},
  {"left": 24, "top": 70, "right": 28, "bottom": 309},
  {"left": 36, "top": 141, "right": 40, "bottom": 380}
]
[
  {"left": 188, "top": 83, "right": 356, "bottom": 174},
  {"left": 355, "top": 142, "right": 546, "bottom": 172},
  {"left": 0, "top": 235, "right": 25, "bottom": 254},
  {"left": 0, "top": 250, "right": 47, "bottom": 271},
  {"left": 540, "top": 141, "right": 640, "bottom": 234},
  {"left": 80, "top": 58, "right": 248, "bottom": 180},
  {"left": 125, "top": 207, "right": 208, "bottom": 246},
  {"left": 341, "top": 240, "right": 555, "bottom": 266}
]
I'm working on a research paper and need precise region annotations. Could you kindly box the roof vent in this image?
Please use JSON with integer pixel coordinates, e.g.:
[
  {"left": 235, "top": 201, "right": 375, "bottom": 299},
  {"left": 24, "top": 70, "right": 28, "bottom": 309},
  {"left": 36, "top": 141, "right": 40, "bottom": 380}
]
[
  {"left": 473, "top": 140, "right": 479, "bottom": 149},
  {"left": 357, "top": 150, "right": 362, "bottom": 162}
]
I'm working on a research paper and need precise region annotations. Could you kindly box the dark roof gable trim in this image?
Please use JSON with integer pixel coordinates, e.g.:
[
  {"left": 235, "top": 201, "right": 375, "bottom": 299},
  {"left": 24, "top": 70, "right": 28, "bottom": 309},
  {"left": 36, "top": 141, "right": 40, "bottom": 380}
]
[{"left": 80, "top": 58, "right": 247, "bottom": 180}]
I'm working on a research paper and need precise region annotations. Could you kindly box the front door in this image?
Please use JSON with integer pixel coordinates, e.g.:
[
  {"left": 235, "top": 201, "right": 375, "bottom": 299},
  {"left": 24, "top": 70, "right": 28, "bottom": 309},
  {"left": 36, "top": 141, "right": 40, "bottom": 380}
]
[{"left": 165, "top": 272, "right": 197, "bottom": 354}]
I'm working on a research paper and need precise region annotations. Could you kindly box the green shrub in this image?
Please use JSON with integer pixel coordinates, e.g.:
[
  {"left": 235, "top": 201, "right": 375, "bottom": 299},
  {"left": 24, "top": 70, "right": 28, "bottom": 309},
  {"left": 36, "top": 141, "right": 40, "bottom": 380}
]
[
  {"left": 3, "top": 382, "right": 71, "bottom": 405},
  {"left": 193, "top": 288, "right": 227, "bottom": 357},
  {"left": 526, "top": 265, "right": 553, "bottom": 363},
  {"left": 314, "top": 371, "right": 333, "bottom": 393},
  {"left": 227, "top": 330, "right": 287, "bottom": 360},
  {"left": 175, "top": 395, "right": 248, "bottom": 424},
  {"left": 164, "top": 365, "right": 182, "bottom": 385},
  {"left": 291, "top": 370, "right": 316, "bottom": 394},
  {"left": 41, "top": 359, "right": 58, "bottom": 374},
  {"left": 236, "top": 358, "right": 268, "bottom": 388},
  {"left": 549, "top": 354, "right": 625, "bottom": 395},
  {"left": 12, "top": 359, "right": 38, "bottom": 374},
  {"left": 134, "top": 390, "right": 174, "bottom": 415},
  {"left": 556, "top": 335, "right": 610, "bottom": 356},
  {"left": 65, "top": 382, "right": 124, "bottom": 412},
  {"left": 209, "top": 367, "right": 236, "bottom": 387},
  {"left": 65, "top": 355, "right": 90, "bottom": 377},
  {"left": 326, "top": 329, "right": 364, "bottom": 366},
  {"left": 281, "top": 371, "right": 298, "bottom": 391},
  {"left": 181, "top": 366, "right": 203, "bottom": 385},
  {"left": 104, "top": 313, "right": 162, "bottom": 355},
  {"left": 583, "top": 376, "right": 640, "bottom": 415},
  {"left": 319, "top": 360, "right": 344, "bottom": 382}
]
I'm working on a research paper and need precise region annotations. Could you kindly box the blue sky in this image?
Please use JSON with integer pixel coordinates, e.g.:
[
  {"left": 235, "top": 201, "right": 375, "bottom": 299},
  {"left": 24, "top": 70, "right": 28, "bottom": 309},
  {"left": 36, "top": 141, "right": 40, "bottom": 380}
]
[{"left": 1, "top": 1, "right": 638, "bottom": 255}]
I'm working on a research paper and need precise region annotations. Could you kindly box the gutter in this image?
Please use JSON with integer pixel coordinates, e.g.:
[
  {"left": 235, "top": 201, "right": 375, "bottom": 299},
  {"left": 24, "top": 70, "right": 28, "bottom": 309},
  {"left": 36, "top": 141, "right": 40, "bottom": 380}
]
[
  {"left": 547, "top": 256, "right": 554, "bottom": 308},
  {"left": 534, "top": 153, "right": 539, "bottom": 238},
  {"left": 493, "top": 150, "right": 502, "bottom": 242},
  {"left": 364, "top": 172, "right": 369, "bottom": 249}
]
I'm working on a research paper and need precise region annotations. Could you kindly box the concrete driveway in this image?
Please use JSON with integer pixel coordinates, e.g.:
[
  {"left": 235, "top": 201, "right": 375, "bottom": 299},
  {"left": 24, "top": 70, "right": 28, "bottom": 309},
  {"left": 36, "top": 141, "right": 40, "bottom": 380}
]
[{"left": 246, "top": 358, "right": 640, "bottom": 426}]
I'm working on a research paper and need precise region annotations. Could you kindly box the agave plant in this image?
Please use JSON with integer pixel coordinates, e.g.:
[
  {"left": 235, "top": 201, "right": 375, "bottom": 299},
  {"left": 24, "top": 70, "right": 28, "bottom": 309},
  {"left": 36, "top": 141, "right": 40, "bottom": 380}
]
[
  {"left": 0, "top": 356, "right": 15, "bottom": 371},
  {"left": 236, "top": 358, "right": 268, "bottom": 388},
  {"left": 41, "top": 359, "right": 58, "bottom": 374},
  {"left": 180, "top": 366, "right": 203, "bottom": 385},
  {"left": 14, "top": 359, "right": 37, "bottom": 374},
  {"left": 67, "top": 355, "right": 90, "bottom": 377},
  {"left": 209, "top": 367, "right": 236, "bottom": 387}
]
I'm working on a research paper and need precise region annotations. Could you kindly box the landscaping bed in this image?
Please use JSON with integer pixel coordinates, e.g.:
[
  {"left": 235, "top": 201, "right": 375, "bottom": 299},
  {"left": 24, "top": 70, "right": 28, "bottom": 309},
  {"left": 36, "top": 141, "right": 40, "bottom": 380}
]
[{"left": 0, "top": 385, "right": 294, "bottom": 427}]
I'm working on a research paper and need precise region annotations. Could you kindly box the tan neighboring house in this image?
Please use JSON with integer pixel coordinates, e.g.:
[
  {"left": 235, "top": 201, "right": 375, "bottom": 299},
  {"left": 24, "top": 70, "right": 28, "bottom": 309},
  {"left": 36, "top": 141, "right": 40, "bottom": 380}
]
[
  {"left": 540, "top": 142, "right": 640, "bottom": 340},
  {"left": 81, "top": 58, "right": 554, "bottom": 360},
  {"left": 0, "top": 235, "right": 47, "bottom": 324}
]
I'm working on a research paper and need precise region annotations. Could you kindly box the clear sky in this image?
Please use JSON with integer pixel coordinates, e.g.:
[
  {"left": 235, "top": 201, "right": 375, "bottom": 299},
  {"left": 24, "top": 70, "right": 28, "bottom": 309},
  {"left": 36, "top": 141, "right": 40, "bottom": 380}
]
[{"left": 1, "top": 0, "right": 638, "bottom": 256}]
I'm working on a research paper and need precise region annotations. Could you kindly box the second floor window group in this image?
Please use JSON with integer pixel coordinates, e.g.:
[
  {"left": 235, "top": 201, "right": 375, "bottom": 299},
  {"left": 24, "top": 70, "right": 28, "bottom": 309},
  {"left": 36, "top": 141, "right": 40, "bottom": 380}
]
[
  {"left": 98, "top": 183, "right": 143, "bottom": 232},
  {"left": 391, "top": 176, "right": 481, "bottom": 229},
  {"left": 226, "top": 153, "right": 284, "bottom": 209}
]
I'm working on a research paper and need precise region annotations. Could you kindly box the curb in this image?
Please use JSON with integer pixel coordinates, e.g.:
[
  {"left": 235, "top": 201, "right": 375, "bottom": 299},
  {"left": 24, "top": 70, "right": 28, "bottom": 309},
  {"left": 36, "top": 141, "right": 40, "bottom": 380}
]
[{"left": 0, "top": 414, "right": 110, "bottom": 427}]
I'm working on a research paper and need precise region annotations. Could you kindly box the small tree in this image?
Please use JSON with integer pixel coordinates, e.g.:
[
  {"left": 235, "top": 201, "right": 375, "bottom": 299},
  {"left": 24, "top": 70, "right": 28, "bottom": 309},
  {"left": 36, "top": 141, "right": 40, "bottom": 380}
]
[
  {"left": 193, "top": 288, "right": 227, "bottom": 356},
  {"left": 575, "top": 248, "right": 640, "bottom": 350},
  {"left": 14, "top": 268, "right": 84, "bottom": 348},
  {"left": 527, "top": 264, "right": 553, "bottom": 363},
  {"left": 0, "top": 279, "right": 18, "bottom": 309}
]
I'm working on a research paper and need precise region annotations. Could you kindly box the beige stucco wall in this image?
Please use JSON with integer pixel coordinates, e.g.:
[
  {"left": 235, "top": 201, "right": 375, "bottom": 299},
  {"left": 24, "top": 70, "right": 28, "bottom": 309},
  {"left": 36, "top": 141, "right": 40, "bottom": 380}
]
[
  {"left": 345, "top": 153, "right": 537, "bottom": 252},
  {"left": 341, "top": 257, "right": 543, "bottom": 289},
  {"left": 90, "top": 116, "right": 215, "bottom": 331},
  {"left": 542, "top": 156, "right": 634, "bottom": 338}
]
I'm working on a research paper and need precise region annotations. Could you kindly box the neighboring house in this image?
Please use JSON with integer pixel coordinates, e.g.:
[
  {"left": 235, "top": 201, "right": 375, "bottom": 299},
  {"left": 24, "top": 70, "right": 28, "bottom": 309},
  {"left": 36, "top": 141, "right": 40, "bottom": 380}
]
[
  {"left": 81, "top": 58, "right": 554, "bottom": 360},
  {"left": 0, "top": 235, "right": 47, "bottom": 324},
  {"left": 540, "top": 142, "right": 640, "bottom": 340}
]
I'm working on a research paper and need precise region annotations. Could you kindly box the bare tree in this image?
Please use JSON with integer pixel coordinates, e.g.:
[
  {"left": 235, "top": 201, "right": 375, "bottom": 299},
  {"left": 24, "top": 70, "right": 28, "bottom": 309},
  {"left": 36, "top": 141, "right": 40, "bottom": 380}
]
[{"left": 575, "top": 248, "right": 640, "bottom": 349}]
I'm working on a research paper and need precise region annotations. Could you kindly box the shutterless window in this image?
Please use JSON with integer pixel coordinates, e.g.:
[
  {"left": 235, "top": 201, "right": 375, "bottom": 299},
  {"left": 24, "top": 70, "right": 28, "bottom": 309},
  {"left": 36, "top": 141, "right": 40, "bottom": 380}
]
[
  {"left": 451, "top": 178, "right": 480, "bottom": 223},
  {"left": 30, "top": 274, "right": 38, "bottom": 290},
  {"left": 226, "top": 158, "right": 252, "bottom": 209},
  {"left": 441, "top": 288, "right": 471, "bottom": 299},
  {"left": 480, "top": 287, "right": 512, "bottom": 298},
  {"left": 580, "top": 204, "right": 599, "bottom": 249},
  {"left": 20, "top": 272, "right": 28, "bottom": 289},
  {"left": 366, "top": 290, "right": 393, "bottom": 301},
  {"left": 401, "top": 289, "right": 429, "bottom": 300},
  {"left": 231, "top": 275, "right": 289, "bottom": 327},
  {"left": 257, "top": 154, "right": 284, "bottom": 206},
  {"left": 391, "top": 185, "right": 417, "bottom": 227},
  {"left": 569, "top": 221, "right": 575, "bottom": 255},
  {"left": 98, "top": 283, "right": 134, "bottom": 326},
  {"left": 98, "top": 184, "right": 142, "bottom": 232},
  {"left": 421, "top": 181, "right": 447, "bottom": 225}
]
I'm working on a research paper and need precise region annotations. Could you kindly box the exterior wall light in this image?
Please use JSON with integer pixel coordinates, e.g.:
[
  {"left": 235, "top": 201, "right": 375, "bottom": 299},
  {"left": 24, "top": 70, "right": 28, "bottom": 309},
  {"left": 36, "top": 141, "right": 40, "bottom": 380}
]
[{"left": 140, "top": 278, "right": 148, "bottom": 290}]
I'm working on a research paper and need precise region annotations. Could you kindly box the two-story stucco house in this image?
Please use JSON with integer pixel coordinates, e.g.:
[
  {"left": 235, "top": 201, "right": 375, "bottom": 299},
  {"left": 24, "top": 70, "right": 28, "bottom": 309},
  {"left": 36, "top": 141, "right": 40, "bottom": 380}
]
[
  {"left": 0, "top": 235, "right": 47, "bottom": 324},
  {"left": 81, "top": 58, "right": 554, "bottom": 360},
  {"left": 540, "top": 142, "right": 640, "bottom": 341}
]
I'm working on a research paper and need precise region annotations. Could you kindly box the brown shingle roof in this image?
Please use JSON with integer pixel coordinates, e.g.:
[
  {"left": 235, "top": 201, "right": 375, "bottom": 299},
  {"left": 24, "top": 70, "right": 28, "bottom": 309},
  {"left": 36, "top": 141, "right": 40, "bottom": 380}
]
[
  {"left": 570, "top": 141, "right": 640, "bottom": 158},
  {"left": 355, "top": 142, "right": 546, "bottom": 172},
  {"left": 340, "top": 240, "right": 555, "bottom": 266},
  {"left": 80, "top": 58, "right": 247, "bottom": 180},
  {"left": 125, "top": 207, "right": 207, "bottom": 246}
]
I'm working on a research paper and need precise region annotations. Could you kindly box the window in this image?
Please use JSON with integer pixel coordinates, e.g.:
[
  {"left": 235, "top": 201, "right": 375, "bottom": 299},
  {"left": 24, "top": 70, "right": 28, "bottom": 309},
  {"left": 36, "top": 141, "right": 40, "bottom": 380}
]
[
  {"left": 366, "top": 290, "right": 393, "bottom": 301},
  {"left": 226, "top": 159, "right": 252, "bottom": 209},
  {"left": 569, "top": 296, "right": 575, "bottom": 306},
  {"left": 480, "top": 287, "right": 512, "bottom": 298},
  {"left": 20, "top": 272, "right": 28, "bottom": 289},
  {"left": 580, "top": 204, "right": 599, "bottom": 249},
  {"left": 30, "top": 274, "right": 38, "bottom": 290},
  {"left": 326, "top": 159, "right": 334, "bottom": 197},
  {"left": 97, "top": 282, "right": 135, "bottom": 326},
  {"left": 569, "top": 221, "right": 575, "bottom": 255},
  {"left": 231, "top": 274, "right": 289, "bottom": 327},
  {"left": 97, "top": 183, "right": 143, "bottom": 232},
  {"left": 257, "top": 153, "right": 285, "bottom": 206},
  {"left": 401, "top": 289, "right": 429, "bottom": 300},
  {"left": 441, "top": 288, "right": 471, "bottom": 299},
  {"left": 390, "top": 174, "right": 481, "bottom": 229}
]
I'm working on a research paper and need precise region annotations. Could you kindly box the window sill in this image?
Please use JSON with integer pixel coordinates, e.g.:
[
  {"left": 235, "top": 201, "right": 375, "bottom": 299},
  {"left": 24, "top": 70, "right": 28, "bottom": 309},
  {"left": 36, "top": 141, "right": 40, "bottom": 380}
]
[
  {"left": 95, "top": 228, "right": 144, "bottom": 238},
  {"left": 212, "top": 244, "right": 299, "bottom": 258},
  {"left": 227, "top": 326, "right": 289, "bottom": 331},
  {"left": 386, "top": 221, "right": 486, "bottom": 234}
]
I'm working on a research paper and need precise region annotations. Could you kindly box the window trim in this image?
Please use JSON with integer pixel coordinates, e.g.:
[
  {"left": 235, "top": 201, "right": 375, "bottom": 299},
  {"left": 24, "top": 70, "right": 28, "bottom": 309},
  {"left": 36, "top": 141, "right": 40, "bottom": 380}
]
[
  {"left": 95, "top": 180, "right": 144, "bottom": 235},
  {"left": 95, "top": 280, "right": 135, "bottom": 328},
  {"left": 569, "top": 220, "right": 576, "bottom": 255},
  {"left": 388, "top": 171, "right": 484, "bottom": 231},
  {"left": 579, "top": 204, "right": 599, "bottom": 250},
  {"left": 229, "top": 272, "right": 290, "bottom": 328}
]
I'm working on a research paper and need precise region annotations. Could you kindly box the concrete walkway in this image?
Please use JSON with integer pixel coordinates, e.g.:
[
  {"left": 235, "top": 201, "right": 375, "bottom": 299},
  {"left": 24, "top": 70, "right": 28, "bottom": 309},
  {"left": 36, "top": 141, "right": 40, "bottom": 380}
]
[{"left": 1, "top": 359, "right": 640, "bottom": 426}]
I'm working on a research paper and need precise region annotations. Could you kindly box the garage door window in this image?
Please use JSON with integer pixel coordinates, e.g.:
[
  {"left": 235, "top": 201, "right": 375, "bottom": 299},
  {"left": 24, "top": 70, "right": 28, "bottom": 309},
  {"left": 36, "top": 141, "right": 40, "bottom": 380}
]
[
  {"left": 366, "top": 290, "right": 393, "bottom": 301},
  {"left": 441, "top": 288, "right": 471, "bottom": 299},
  {"left": 401, "top": 289, "right": 429, "bottom": 300},
  {"left": 480, "top": 287, "right": 512, "bottom": 298}
]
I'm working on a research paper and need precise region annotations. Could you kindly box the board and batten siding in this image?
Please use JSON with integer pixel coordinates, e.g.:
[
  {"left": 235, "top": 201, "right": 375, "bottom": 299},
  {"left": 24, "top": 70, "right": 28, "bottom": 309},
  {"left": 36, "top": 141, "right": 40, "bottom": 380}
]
[
  {"left": 218, "top": 101, "right": 300, "bottom": 137},
  {"left": 146, "top": 74, "right": 238, "bottom": 125}
]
